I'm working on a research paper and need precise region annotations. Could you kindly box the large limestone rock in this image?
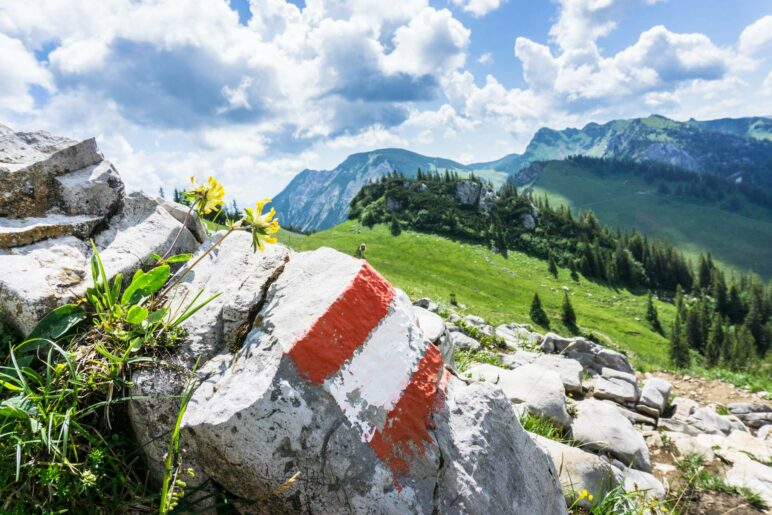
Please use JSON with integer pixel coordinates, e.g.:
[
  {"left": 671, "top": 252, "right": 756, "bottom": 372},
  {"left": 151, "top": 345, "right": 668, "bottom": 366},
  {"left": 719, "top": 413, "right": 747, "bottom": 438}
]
[
  {"left": 128, "top": 233, "right": 291, "bottom": 481},
  {"left": 637, "top": 377, "right": 672, "bottom": 418},
  {"left": 466, "top": 363, "right": 572, "bottom": 428},
  {"left": 533, "top": 354, "right": 583, "bottom": 394},
  {"left": 541, "top": 333, "right": 634, "bottom": 375},
  {"left": 594, "top": 376, "right": 638, "bottom": 405},
  {"left": 725, "top": 452, "right": 772, "bottom": 507},
  {"left": 571, "top": 399, "right": 652, "bottom": 472},
  {"left": 179, "top": 248, "right": 566, "bottom": 513},
  {"left": 414, "top": 305, "right": 444, "bottom": 342},
  {"left": 531, "top": 433, "right": 618, "bottom": 509},
  {"left": 455, "top": 180, "right": 481, "bottom": 205},
  {"left": 728, "top": 403, "right": 772, "bottom": 429},
  {"left": 610, "top": 462, "right": 666, "bottom": 501}
]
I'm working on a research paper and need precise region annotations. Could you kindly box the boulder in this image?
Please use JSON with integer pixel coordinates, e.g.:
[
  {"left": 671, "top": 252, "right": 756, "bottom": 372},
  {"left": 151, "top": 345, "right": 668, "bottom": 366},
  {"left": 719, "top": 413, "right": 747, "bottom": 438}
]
[
  {"left": 0, "top": 213, "right": 102, "bottom": 248},
  {"left": 671, "top": 397, "right": 699, "bottom": 420},
  {"left": 500, "top": 350, "right": 539, "bottom": 369},
  {"left": 533, "top": 354, "right": 583, "bottom": 395},
  {"left": 719, "top": 430, "right": 772, "bottom": 463},
  {"left": 611, "top": 403, "right": 657, "bottom": 428},
  {"left": 600, "top": 367, "right": 637, "bottom": 385},
  {"left": 660, "top": 431, "right": 716, "bottom": 462},
  {"left": 495, "top": 324, "right": 540, "bottom": 349},
  {"left": 571, "top": 399, "right": 652, "bottom": 472},
  {"left": 593, "top": 348, "right": 634, "bottom": 375},
  {"left": 610, "top": 462, "right": 666, "bottom": 501},
  {"left": 455, "top": 180, "right": 481, "bottom": 206},
  {"left": 687, "top": 407, "right": 740, "bottom": 436},
  {"left": 477, "top": 187, "right": 496, "bottom": 215},
  {"left": 531, "top": 433, "right": 618, "bottom": 509},
  {"left": 758, "top": 425, "right": 772, "bottom": 442},
  {"left": 128, "top": 233, "right": 291, "bottom": 481},
  {"left": 466, "top": 363, "right": 572, "bottom": 428},
  {"left": 728, "top": 403, "right": 772, "bottom": 429},
  {"left": 412, "top": 297, "right": 438, "bottom": 312},
  {"left": 180, "top": 248, "right": 566, "bottom": 513},
  {"left": 540, "top": 332, "right": 575, "bottom": 353},
  {"left": 725, "top": 452, "right": 772, "bottom": 507},
  {"left": 543, "top": 333, "right": 635, "bottom": 375},
  {"left": 593, "top": 377, "right": 638, "bottom": 405},
  {"left": 157, "top": 197, "right": 207, "bottom": 243},
  {"left": 521, "top": 213, "right": 536, "bottom": 230},
  {"left": 55, "top": 160, "right": 123, "bottom": 216},
  {"left": 637, "top": 377, "right": 672, "bottom": 418},
  {"left": 449, "top": 331, "right": 480, "bottom": 351},
  {"left": 414, "top": 306, "right": 444, "bottom": 342}
]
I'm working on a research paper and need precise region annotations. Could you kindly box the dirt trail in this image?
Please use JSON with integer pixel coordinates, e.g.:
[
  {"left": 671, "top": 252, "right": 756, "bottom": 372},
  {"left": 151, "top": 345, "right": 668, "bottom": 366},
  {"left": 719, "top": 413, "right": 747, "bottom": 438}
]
[{"left": 649, "top": 371, "right": 771, "bottom": 408}]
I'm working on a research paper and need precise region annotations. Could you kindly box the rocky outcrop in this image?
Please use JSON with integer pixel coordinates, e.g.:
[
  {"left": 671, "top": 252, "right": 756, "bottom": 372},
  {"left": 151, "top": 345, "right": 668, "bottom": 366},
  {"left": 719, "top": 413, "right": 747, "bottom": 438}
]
[{"left": 0, "top": 125, "right": 201, "bottom": 336}]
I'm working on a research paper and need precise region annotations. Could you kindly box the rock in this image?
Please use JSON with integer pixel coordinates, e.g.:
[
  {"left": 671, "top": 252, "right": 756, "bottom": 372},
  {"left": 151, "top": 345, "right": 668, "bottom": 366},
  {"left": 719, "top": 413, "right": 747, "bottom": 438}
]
[
  {"left": 385, "top": 195, "right": 404, "bottom": 212},
  {"left": 540, "top": 332, "right": 575, "bottom": 353},
  {"left": 478, "top": 187, "right": 496, "bottom": 215},
  {"left": 434, "top": 381, "right": 568, "bottom": 515},
  {"left": 610, "top": 403, "right": 657, "bottom": 427},
  {"left": 593, "top": 348, "right": 634, "bottom": 375},
  {"left": 725, "top": 452, "right": 772, "bottom": 507},
  {"left": 657, "top": 418, "right": 702, "bottom": 436},
  {"left": 600, "top": 367, "right": 637, "bottom": 385},
  {"left": 414, "top": 306, "right": 444, "bottom": 342},
  {"left": 637, "top": 377, "right": 672, "bottom": 418},
  {"left": 610, "top": 462, "right": 666, "bottom": 500},
  {"left": 571, "top": 399, "right": 652, "bottom": 472},
  {"left": 719, "top": 430, "right": 772, "bottom": 463},
  {"left": 0, "top": 192, "right": 199, "bottom": 336},
  {"left": 128, "top": 233, "right": 291, "bottom": 481},
  {"left": 533, "top": 354, "right": 584, "bottom": 395},
  {"left": 455, "top": 180, "right": 481, "bottom": 205},
  {"left": 687, "top": 407, "right": 739, "bottom": 435},
  {"left": 496, "top": 324, "right": 542, "bottom": 350},
  {"left": 463, "top": 314, "right": 486, "bottom": 327},
  {"left": 531, "top": 433, "right": 618, "bottom": 509},
  {"left": 521, "top": 213, "right": 536, "bottom": 230},
  {"left": 180, "top": 248, "right": 566, "bottom": 513},
  {"left": 413, "top": 297, "right": 438, "bottom": 312},
  {"left": 157, "top": 197, "right": 207, "bottom": 243},
  {"left": 466, "top": 363, "right": 572, "bottom": 428},
  {"left": 55, "top": 160, "right": 123, "bottom": 216},
  {"left": 671, "top": 397, "right": 699, "bottom": 419},
  {"left": 544, "top": 333, "right": 634, "bottom": 375},
  {"left": 661, "top": 431, "right": 716, "bottom": 462},
  {"left": 449, "top": 331, "right": 480, "bottom": 351},
  {"left": 0, "top": 213, "right": 102, "bottom": 248},
  {"left": 437, "top": 334, "right": 455, "bottom": 367},
  {"left": 500, "top": 350, "right": 539, "bottom": 369},
  {"left": 728, "top": 403, "right": 772, "bottom": 429},
  {"left": 758, "top": 425, "right": 772, "bottom": 442},
  {"left": 594, "top": 377, "right": 638, "bottom": 405}
]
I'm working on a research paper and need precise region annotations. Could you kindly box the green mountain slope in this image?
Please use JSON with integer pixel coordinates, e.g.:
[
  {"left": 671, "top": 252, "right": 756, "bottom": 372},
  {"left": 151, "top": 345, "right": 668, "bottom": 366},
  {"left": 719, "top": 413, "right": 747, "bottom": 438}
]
[
  {"left": 283, "top": 221, "right": 677, "bottom": 371},
  {"left": 530, "top": 159, "right": 772, "bottom": 278}
]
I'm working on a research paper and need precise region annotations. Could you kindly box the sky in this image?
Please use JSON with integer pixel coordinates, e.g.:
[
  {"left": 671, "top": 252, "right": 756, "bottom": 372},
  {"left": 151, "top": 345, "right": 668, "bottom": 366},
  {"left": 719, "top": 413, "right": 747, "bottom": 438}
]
[{"left": 1, "top": 0, "right": 770, "bottom": 205}]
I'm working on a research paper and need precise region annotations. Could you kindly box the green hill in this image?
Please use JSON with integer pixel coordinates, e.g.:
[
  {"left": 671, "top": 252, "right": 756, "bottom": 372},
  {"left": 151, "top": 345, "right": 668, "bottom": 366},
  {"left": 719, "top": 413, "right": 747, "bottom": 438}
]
[
  {"left": 283, "top": 221, "right": 676, "bottom": 371},
  {"left": 530, "top": 158, "right": 772, "bottom": 278}
]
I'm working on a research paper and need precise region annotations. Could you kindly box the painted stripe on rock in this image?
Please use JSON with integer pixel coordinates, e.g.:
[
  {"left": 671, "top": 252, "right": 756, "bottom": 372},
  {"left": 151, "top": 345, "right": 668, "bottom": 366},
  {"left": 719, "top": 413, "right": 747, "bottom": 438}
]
[
  {"left": 288, "top": 263, "right": 394, "bottom": 384},
  {"left": 326, "top": 300, "right": 429, "bottom": 441},
  {"left": 369, "top": 344, "right": 444, "bottom": 478}
]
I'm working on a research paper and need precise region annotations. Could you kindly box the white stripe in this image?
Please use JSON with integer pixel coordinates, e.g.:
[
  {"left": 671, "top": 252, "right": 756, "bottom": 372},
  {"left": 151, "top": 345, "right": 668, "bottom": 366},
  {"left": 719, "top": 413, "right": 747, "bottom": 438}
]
[{"left": 325, "top": 294, "right": 428, "bottom": 442}]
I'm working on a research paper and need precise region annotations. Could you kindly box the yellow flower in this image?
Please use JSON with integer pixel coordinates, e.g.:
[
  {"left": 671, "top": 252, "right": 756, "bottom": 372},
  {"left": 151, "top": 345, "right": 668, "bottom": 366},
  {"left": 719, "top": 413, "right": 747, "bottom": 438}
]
[
  {"left": 243, "top": 198, "right": 280, "bottom": 252},
  {"left": 578, "top": 489, "right": 589, "bottom": 500},
  {"left": 588, "top": 494, "right": 593, "bottom": 501},
  {"left": 184, "top": 176, "right": 225, "bottom": 215}
]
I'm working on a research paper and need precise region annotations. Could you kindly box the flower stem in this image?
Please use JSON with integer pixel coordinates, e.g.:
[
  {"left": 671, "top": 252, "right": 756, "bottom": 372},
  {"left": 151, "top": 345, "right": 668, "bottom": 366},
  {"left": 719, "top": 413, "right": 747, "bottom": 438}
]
[
  {"left": 162, "top": 205, "right": 195, "bottom": 261},
  {"left": 159, "top": 228, "right": 235, "bottom": 298}
]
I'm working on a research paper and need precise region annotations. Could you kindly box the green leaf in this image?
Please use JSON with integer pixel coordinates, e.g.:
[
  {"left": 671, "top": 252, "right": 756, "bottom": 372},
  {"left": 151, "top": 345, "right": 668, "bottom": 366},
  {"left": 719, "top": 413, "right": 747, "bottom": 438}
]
[
  {"left": 151, "top": 252, "right": 163, "bottom": 262},
  {"left": 121, "top": 265, "right": 171, "bottom": 306},
  {"left": 126, "top": 305, "right": 149, "bottom": 325},
  {"left": 110, "top": 273, "right": 123, "bottom": 305},
  {"left": 166, "top": 253, "right": 193, "bottom": 264},
  {"left": 28, "top": 304, "right": 86, "bottom": 342},
  {"left": 145, "top": 307, "right": 168, "bottom": 327}
]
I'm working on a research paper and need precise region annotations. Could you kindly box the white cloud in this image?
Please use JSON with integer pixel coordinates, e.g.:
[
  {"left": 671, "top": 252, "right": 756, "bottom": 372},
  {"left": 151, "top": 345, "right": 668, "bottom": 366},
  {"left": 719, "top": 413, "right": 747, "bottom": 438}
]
[
  {"left": 327, "top": 125, "right": 407, "bottom": 150},
  {"left": 739, "top": 15, "right": 772, "bottom": 56},
  {"left": 450, "top": 0, "right": 503, "bottom": 17},
  {"left": 477, "top": 52, "right": 493, "bottom": 64},
  {"left": 0, "top": 33, "right": 54, "bottom": 112}
]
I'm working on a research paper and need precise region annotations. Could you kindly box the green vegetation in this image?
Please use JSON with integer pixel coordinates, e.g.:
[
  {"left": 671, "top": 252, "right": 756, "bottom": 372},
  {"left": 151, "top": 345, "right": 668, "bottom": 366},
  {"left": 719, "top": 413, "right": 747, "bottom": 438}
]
[
  {"left": 675, "top": 453, "right": 767, "bottom": 511},
  {"left": 530, "top": 157, "right": 772, "bottom": 278},
  {"left": 519, "top": 413, "right": 571, "bottom": 444},
  {"left": 284, "top": 221, "right": 676, "bottom": 370}
]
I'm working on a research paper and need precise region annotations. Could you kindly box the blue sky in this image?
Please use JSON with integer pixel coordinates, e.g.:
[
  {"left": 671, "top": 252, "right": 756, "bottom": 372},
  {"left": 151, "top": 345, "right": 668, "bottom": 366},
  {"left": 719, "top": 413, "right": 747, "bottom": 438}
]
[{"left": 0, "top": 0, "right": 770, "bottom": 205}]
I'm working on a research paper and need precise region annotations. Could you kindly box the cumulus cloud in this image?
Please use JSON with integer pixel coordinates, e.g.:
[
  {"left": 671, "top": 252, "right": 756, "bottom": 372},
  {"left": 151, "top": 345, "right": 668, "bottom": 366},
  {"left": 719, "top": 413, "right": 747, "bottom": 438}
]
[
  {"left": 739, "top": 15, "right": 772, "bottom": 56},
  {"left": 477, "top": 52, "right": 493, "bottom": 65},
  {"left": 0, "top": 33, "right": 54, "bottom": 111},
  {"left": 450, "top": 0, "right": 503, "bottom": 17}
]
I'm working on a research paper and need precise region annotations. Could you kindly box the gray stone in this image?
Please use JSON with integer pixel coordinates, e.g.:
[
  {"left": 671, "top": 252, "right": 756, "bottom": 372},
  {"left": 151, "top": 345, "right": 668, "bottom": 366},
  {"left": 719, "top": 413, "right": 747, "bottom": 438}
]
[
  {"left": 500, "top": 350, "right": 539, "bottom": 369},
  {"left": 466, "top": 363, "right": 572, "bottom": 428},
  {"left": 758, "top": 425, "right": 772, "bottom": 442},
  {"left": 571, "top": 399, "right": 652, "bottom": 472},
  {"left": 157, "top": 197, "right": 207, "bottom": 243},
  {"left": 593, "top": 377, "right": 638, "bottom": 405},
  {"left": 725, "top": 452, "right": 772, "bottom": 507},
  {"left": 496, "top": 324, "right": 541, "bottom": 349},
  {"left": 463, "top": 314, "right": 486, "bottom": 327},
  {"left": 719, "top": 430, "right": 772, "bottom": 463},
  {"left": 531, "top": 433, "right": 618, "bottom": 509},
  {"left": 455, "top": 180, "right": 481, "bottom": 205},
  {"left": 478, "top": 187, "right": 496, "bottom": 215},
  {"left": 434, "top": 381, "right": 568, "bottom": 515},
  {"left": 687, "top": 407, "right": 738, "bottom": 435},
  {"left": 600, "top": 367, "right": 637, "bottom": 385},
  {"left": 661, "top": 431, "right": 716, "bottom": 461},
  {"left": 533, "top": 354, "right": 583, "bottom": 394},
  {"left": 671, "top": 397, "right": 699, "bottom": 420},
  {"left": 540, "top": 332, "right": 575, "bottom": 353},
  {"left": 594, "top": 347, "right": 634, "bottom": 375},
  {"left": 0, "top": 213, "right": 102, "bottom": 249},
  {"left": 413, "top": 297, "right": 438, "bottom": 312},
  {"left": 521, "top": 213, "right": 536, "bottom": 230},
  {"left": 610, "top": 402, "right": 657, "bottom": 427},
  {"left": 657, "top": 418, "right": 703, "bottom": 436},
  {"left": 610, "top": 462, "right": 666, "bottom": 501},
  {"left": 638, "top": 377, "right": 672, "bottom": 417},
  {"left": 449, "top": 331, "right": 480, "bottom": 351},
  {"left": 55, "top": 160, "right": 123, "bottom": 216},
  {"left": 414, "top": 306, "right": 444, "bottom": 342},
  {"left": 728, "top": 403, "right": 772, "bottom": 429}
]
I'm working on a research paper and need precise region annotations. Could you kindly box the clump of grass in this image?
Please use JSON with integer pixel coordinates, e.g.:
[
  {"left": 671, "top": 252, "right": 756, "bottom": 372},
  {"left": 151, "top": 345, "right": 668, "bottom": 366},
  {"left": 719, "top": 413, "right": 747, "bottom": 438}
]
[
  {"left": 454, "top": 349, "right": 503, "bottom": 373},
  {"left": 675, "top": 452, "right": 768, "bottom": 511},
  {"left": 456, "top": 320, "right": 508, "bottom": 351},
  {"left": 578, "top": 483, "right": 670, "bottom": 514},
  {"left": 519, "top": 412, "right": 572, "bottom": 444}
]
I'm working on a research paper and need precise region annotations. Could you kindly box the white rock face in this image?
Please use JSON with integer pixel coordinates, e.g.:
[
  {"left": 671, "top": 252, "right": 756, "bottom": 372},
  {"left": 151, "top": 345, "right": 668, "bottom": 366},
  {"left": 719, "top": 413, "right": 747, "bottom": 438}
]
[
  {"left": 466, "top": 363, "right": 572, "bottom": 428},
  {"left": 728, "top": 403, "right": 772, "bottom": 429},
  {"left": 450, "top": 331, "right": 481, "bottom": 351},
  {"left": 572, "top": 399, "right": 652, "bottom": 472},
  {"left": 531, "top": 433, "right": 618, "bottom": 509},
  {"left": 687, "top": 407, "right": 741, "bottom": 436},
  {"left": 594, "top": 376, "right": 638, "bottom": 405},
  {"left": 725, "top": 452, "right": 772, "bottom": 507},
  {"left": 660, "top": 431, "right": 716, "bottom": 462},
  {"left": 414, "top": 305, "right": 444, "bottom": 342},
  {"left": 532, "top": 354, "right": 583, "bottom": 394},
  {"left": 610, "top": 463, "right": 666, "bottom": 500},
  {"left": 637, "top": 377, "right": 672, "bottom": 417}
]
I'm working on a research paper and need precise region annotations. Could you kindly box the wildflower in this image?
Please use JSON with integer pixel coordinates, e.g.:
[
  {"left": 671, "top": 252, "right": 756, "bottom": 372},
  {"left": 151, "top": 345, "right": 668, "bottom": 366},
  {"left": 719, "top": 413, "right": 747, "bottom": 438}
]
[
  {"left": 243, "top": 198, "right": 280, "bottom": 252},
  {"left": 578, "top": 489, "right": 589, "bottom": 500},
  {"left": 184, "top": 176, "right": 225, "bottom": 215},
  {"left": 81, "top": 470, "right": 97, "bottom": 488}
]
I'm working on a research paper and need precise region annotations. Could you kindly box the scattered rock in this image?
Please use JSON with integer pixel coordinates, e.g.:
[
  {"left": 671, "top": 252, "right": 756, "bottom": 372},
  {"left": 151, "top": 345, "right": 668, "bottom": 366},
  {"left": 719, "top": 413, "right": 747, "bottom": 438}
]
[
  {"left": 728, "top": 403, "right": 772, "bottom": 429},
  {"left": 637, "top": 377, "right": 672, "bottom": 418},
  {"left": 449, "top": 331, "right": 480, "bottom": 351},
  {"left": 413, "top": 297, "right": 438, "bottom": 312},
  {"left": 594, "top": 376, "right": 638, "bottom": 405},
  {"left": 455, "top": 180, "right": 481, "bottom": 206},
  {"left": 571, "top": 399, "right": 652, "bottom": 472},
  {"left": 414, "top": 306, "right": 444, "bottom": 342},
  {"left": 725, "top": 452, "right": 772, "bottom": 507},
  {"left": 533, "top": 354, "right": 583, "bottom": 395},
  {"left": 610, "top": 462, "right": 666, "bottom": 500}
]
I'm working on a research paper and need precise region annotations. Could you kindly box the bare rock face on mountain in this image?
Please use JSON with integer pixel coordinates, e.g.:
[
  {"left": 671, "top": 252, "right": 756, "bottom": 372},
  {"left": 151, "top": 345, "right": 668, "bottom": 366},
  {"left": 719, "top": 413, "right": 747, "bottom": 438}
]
[
  {"left": 180, "top": 248, "right": 566, "bottom": 514},
  {"left": 0, "top": 125, "right": 201, "bottom": 336}
]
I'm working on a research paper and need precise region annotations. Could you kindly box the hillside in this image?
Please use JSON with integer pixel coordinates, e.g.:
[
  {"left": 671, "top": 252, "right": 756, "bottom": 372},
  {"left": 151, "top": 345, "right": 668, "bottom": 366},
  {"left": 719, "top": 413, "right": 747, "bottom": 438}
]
[
  {"left": 273, "top": 115, "right": 772, "bottom": 233},
  {"left": 528, "top": 158, "right": 772, "bottom": 278}
]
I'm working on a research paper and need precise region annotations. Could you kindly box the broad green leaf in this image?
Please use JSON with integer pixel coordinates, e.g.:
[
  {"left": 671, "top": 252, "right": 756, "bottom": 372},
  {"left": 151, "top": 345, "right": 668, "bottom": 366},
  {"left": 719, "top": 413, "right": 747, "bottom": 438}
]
[
  {"left": 166, "top": 253, "right": 193, "bottom": 264},
  {"left": 121, "top": 265, "right": 170, "bottom": 306},
  {"left": 151, "top": 252, "right": 163, "bottom": 262},
  {"left": 27, "top": 304, "right": 86, "bottom": 342},
  {"left": 126, "top": 305, "right": 149, "bottom": 325},
  {"left": 110, "top": 273, "right": 123, "bottom": 305},
  {"left": 145, "top": 307, "right": 168, "bottom": 327}
]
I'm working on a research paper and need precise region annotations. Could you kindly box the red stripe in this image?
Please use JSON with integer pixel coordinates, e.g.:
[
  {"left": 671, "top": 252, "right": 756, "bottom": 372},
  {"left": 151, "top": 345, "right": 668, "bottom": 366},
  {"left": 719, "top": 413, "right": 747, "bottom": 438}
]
[
  {"left": 369, "top": 344, "right": 443, "bottom": 479},
  {"left": 288, "top": 263, "right": 394, "bottom": 384}
]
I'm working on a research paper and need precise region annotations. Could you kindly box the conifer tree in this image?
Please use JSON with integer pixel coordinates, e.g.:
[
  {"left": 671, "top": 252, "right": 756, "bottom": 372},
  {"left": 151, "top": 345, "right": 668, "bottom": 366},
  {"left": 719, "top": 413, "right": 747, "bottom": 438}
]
[
  {"left": 670, "top": 286, "right": 691, "bottom": 368},
  {"left": 731, "top": 325, "right": 756, "bottom": 371},
  {"left": 561, "top": 292, "right": 577, "bottom": 330},
  {"left": 548, "top": 253, "right": 558, "bottom": 278},
  {"left": 705, "top": 313, "right": 724, "bottom": 367},
  {"left": 645, "top": 291, "right": 662, "bottom": 333},
  {"left": 686, "top": 304, "right": 704, "bottom": 352},
  {"left": 530, "top": 293, "right": 549, "bottom": 327},
  {"left": 389, "top": 215, "right": 402, "bottom": 236}
]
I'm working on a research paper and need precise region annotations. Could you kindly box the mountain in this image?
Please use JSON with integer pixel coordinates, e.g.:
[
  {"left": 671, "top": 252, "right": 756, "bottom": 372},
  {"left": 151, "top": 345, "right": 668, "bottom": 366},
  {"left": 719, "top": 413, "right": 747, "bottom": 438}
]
[{"left": 273, "top": 115, "right": 772, "bottom": 233}]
